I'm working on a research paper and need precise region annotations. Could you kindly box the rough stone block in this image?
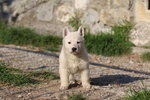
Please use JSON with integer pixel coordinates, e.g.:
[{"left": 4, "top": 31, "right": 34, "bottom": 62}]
[
  {"left": 55, "top": 3, "right": 74, "bottom": 22},
  {"left": 100, "top": 8, "right": 130, "bottom": 26}
]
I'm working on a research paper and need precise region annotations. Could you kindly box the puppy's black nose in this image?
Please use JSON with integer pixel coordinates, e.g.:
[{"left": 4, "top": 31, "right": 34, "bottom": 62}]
[{"left": 72, "top": 47, "right": 77, "bottom": 52}]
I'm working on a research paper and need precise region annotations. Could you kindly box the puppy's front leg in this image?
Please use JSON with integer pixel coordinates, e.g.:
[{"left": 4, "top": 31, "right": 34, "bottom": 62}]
[
  {"left": 69, "top": 74, "right": 75, "bottom": 84},
  {"left": 59, "top": 69, "right": 69, "bottom": 90},
  {"left": 81, "top": 69, "right": 90, "bottom": 89}
]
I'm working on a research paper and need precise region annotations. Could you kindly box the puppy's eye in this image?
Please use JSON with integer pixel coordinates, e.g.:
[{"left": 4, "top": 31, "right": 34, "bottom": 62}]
[
  {"left": 68, "top": 42, "right": 71, "bottom": 44},
  {"left": 77, "top": 41, "right": 80, "bottom": 44}
]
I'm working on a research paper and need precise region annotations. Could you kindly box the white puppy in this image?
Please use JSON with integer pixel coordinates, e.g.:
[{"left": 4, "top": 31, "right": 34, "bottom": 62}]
[{"left": 59, "top": 26, "right": 90, "bottom": 90}]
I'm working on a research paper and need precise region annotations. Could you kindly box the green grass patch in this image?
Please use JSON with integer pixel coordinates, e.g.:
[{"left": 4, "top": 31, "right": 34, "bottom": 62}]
[
  {"left": 124, "top": 88, "right": 150, "bottom": 100},
  {"left": 0, "top": 62, "right": 59, "bottom": 86},
  {"left": 68, "top": 93, "right": 86, "bottom": 100},
  {"left": 85, "top": 21, "right": 134, "bottom": 56},
  {"left": 141, "top": 52, "right": 150, "bottom": 62},
  {"left": 0, "top": 20, "right": 134, "bottom": 56},
  {"left": 29, "top": 71, "right": 60, "bottom": 80},
  {"left": 0, "top": 23, "right": 62, "bottom": 52},
  {"left": 0, "top": 62, "right": 38, "bottom": 86}
]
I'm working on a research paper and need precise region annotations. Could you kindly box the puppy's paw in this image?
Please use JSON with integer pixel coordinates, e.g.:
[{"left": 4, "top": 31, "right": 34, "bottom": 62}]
[
  {"left": 82, "top": 83, "right": 91, "bottom": 90},
  {"left": 70, "top": 80, "right": 76, "bottom": 84},
  {"left": 60, "top": 85, "right": 69, "bottom": 90}
]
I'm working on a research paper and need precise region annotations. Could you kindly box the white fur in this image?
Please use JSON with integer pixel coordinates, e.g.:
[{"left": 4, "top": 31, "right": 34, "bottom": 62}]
[{"left": 59, "top": 26, "right": 90, "bottom": 90}]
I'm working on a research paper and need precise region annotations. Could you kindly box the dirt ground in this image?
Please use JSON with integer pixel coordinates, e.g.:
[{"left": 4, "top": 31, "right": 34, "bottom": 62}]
[{"left": 0, "top": 45, "right": 150, "bottom": 100}]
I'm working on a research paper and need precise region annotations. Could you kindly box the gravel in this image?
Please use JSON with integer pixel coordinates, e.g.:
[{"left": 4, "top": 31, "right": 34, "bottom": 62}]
[{"left": 0, "top": 45, "right": 150, "bottom": 100}]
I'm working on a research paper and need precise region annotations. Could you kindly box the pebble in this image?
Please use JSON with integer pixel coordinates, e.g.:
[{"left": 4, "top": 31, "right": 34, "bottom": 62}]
[
  {"left": 27, "top": 92, "right": 31, "bottom": 96},
  {"left": 92, "top": 86, "right": 100, "bottom": 89},
  {"left": 129, "top": 60, "right": 134, "bottom": 64},
  {"left": 61, "top": 94, "right": 68, "bottom": 99},
  {"left": 106, "top": 60, "right": 111, "bottom": 64},
  {"left": 18, "top": 95, "right": 23, "bottom": 98},
  {"left": 117, "top": 91, "right": 125, "bottom": 96},
  {"left": 38, "top": 58, "right": 43, "bottom": 61}
]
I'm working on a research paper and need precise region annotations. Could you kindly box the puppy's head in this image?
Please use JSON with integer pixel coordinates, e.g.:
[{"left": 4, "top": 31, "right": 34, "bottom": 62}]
[{"left": 63, "top": 26, "right": 85, "bottom": 55}]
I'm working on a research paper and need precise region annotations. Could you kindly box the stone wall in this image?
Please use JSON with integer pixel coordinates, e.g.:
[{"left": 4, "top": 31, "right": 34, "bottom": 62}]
[
  {"left": 0, "top": 0, "right": 150, "bottom": 46},
  {"left": 1, "top": 0, "right": 133, "bottom": 35}
]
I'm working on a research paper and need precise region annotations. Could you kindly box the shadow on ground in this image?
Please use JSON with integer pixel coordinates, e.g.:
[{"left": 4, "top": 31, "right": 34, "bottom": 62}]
[
  {"left": 1, "top": 46, "right": 150, "bottom": 75},
  {"left": 90, "top": 74, "right": 146, "bottom": 86},
  {"left": 0, "top": 46, "right": 150, "bottom": 76}
]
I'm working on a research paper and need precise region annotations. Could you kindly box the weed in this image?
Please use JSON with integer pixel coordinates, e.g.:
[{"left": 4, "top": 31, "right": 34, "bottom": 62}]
[
  {"left": 68, "top": 11, "right": 82, "bottom": 30},
  {"left": 124, "top": 82, "right": 150, "bottom": 100},
  {"left": 141, "top": 52, "right": 150, "bottom": 62},
  {"left": 125, "top": 88, "right": 150, "bottom": 100},
  {"left": 68, "top": 93, "right": 86, "bottom": 100}
]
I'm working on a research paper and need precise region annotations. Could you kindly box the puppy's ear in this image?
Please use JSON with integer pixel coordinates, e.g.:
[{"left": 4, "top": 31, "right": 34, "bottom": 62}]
[
  {"left": 78, "top": 26, "right": 84, "bottom": 37},
  {"left": 63, "top": 27, "right": 69, "bottom": 37}
]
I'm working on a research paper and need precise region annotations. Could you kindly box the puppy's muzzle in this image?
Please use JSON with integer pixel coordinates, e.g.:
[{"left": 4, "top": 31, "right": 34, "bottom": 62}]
[{"left": 72, "top": 47, "right": 77, "bottom": 52}]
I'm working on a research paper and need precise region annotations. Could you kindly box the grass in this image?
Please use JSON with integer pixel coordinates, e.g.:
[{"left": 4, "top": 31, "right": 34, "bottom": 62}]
[
  {"left": 0, "top": 20, "right": 134, "bottom": 56},
  {"left": 85, "top": 21, "right": 134, "bottom": 56},
  {"left": 0, "top": 61, "right": 59, "bottom": 86},
  {"left": 68, "top": 93, "right": 86, "bottom": 100},
  {"left": 0, "top": 22, "right": 62, "bottom": 52},
  {"left": 124, "top": 86, "right": 150, "bottom": 100},
  {"left": 141, "top": 52, "right": 150, "bottom": 62},
  {"left": 29, "top": 71, "right": 60, "bottom": 80},
  {"left": 0, "top": 62, "right": 38, "bottom": 86}
]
